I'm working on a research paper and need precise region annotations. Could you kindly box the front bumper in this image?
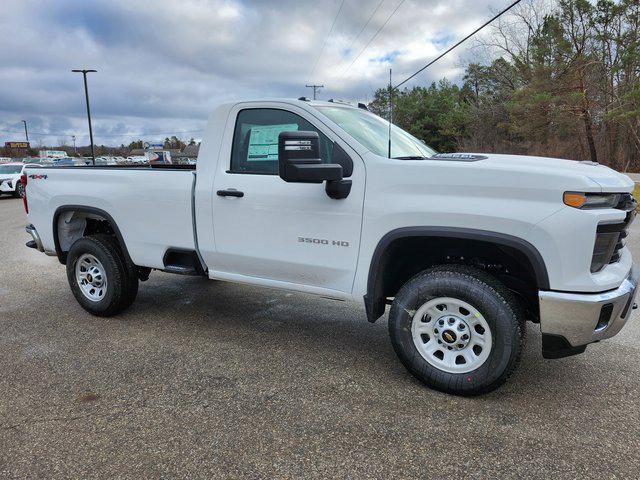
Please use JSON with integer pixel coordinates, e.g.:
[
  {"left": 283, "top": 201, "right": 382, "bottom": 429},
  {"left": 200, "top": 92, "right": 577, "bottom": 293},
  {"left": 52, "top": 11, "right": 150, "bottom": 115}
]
[
  {"left": 539, "top": 265, "right": 639, "bottom": 358},
  {"left": 0, "top": 179, "right": 15, "bottom": 193}
]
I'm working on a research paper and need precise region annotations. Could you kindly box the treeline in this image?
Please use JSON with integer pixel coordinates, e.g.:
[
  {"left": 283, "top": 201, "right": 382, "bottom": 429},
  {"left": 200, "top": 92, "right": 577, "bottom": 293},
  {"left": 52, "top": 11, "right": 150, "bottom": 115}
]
[
  {"left": 0, "top": 136, "right": 200, "bottom": 158},
  {"left": 369, "top": 0, "right": 640, "bottom": 171}
]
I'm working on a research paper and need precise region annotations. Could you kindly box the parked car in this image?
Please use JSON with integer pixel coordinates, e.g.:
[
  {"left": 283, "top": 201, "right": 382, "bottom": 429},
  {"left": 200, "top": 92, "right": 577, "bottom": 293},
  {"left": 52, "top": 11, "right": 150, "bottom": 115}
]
[
  {"left": 89, "top": 157, "right": 114, "bottom": 166},
  {"left": 52, "top": 157, "right": 76, "bottom": 167},
  {"left": 98, "top": 156, "right": 119, "bottom": 165},
  {"left": 0, "top": 162, "right": 41, "bottom": 198},
  {"left": 126, "top": 155, "right": 148, "bottom": 164},
  {"left": 22, "top": 98, "right": 638, "bottom": 395}
]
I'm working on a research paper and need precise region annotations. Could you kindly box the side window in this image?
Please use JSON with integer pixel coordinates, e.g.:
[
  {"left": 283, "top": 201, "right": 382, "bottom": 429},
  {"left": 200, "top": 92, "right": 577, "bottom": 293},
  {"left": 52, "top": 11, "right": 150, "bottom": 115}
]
[{"left": 230, "top": 108, "right": 334, "bottom": 174}]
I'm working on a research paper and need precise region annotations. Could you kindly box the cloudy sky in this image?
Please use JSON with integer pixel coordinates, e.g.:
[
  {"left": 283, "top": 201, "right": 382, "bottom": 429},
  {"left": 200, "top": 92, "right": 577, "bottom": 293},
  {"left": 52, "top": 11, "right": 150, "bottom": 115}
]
[{"left": 0, "top": 0, "right": 509, "bottom": 147}]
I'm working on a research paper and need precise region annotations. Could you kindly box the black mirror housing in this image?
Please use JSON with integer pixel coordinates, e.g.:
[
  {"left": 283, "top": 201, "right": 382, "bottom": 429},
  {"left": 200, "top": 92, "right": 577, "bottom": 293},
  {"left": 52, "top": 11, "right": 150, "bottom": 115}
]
[
  {"left": 278, "top": 131, "right": 341, "bottom": 183},
  {"left": 282, "top": 162, "right": 343, "bottom": 183},
  {"left": 278, "top": 130, "right": 352, "bottom": 199}
]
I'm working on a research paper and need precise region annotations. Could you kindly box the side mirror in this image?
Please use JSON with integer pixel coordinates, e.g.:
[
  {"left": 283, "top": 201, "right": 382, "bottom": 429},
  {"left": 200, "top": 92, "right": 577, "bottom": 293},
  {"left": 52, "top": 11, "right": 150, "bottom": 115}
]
[
  {"left": 278, "top": 131, "right": 342, "bottom": 183},
  {"left": 278, "top": 131, "right": 352, "bottom": 199}
]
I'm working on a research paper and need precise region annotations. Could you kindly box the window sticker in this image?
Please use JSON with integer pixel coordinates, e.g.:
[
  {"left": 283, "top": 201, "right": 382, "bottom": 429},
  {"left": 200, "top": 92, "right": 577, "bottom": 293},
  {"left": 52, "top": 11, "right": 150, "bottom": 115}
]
[{"left": 247, "top": 123, "right": 298, "bottom": 161}]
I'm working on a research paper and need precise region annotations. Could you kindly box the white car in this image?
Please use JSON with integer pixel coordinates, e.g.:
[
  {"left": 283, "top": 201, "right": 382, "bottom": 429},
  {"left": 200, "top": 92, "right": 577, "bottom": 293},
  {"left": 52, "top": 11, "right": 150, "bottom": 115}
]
[
  {"left": 126, "top": 156, "right": 148, "bottom": 164},
  {"left": 0, "top": 162, "right": 38, "bottom": 198},
  {"left": 22, "top": 98, "right": 638, "bottom": 395}
]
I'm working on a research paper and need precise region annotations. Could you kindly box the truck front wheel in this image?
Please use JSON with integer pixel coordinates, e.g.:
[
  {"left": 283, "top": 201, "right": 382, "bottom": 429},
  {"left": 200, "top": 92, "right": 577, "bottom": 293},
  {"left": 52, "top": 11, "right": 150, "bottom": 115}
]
[
  {"left": 388, "top": 265, "right": 524, "bottom": 395},
  {"left": 66, "top": 234, "right": 139, "bottom": 317}
]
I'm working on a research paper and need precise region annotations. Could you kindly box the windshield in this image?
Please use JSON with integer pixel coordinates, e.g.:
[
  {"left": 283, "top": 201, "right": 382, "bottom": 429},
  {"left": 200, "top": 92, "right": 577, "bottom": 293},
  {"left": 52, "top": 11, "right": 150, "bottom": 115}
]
[
  {"left": 314, "top": 105, "right": 437, "bottom": 159},
  {"left": 0, "top": 164, "right": 22, "bottom": 174}
]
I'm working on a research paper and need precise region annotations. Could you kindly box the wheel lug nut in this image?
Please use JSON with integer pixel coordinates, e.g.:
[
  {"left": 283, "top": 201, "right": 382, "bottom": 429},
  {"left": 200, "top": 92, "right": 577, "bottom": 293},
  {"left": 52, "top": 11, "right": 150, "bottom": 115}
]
[
  {"left": 462, "top": 334, "right": 469, "bottom": 340},
  {"left": 448, "top": 318, "right": 454, "bottom": 325}
]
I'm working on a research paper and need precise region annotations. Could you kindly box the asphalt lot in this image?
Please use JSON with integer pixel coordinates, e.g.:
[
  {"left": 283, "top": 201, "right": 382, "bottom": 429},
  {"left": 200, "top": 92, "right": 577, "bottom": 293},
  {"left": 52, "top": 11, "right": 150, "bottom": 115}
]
[{"left": 1, "top": 196, "right": 640, "bottom": 479}]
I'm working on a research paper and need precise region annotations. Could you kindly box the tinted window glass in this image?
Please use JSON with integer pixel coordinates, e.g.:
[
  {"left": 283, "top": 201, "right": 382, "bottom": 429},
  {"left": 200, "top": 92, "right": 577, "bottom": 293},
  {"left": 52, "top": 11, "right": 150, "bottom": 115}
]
[
  {"left": 314, "top": 105, "right": 437, "bottom": 158},
  {"left": 0, "top": 165, "right": 22, "bottom": 174},
  {"left": 230, "top": 108, "right": 333, "bottom": 174}
]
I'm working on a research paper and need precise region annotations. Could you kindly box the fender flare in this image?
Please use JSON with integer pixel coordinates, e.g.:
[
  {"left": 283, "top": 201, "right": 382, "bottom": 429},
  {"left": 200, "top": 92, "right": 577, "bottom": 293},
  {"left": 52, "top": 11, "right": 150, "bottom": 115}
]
[
  {"left": 52, "top": 205, "right": 133, "bottom": 266},
  {"left": 364, "top": 226, "right": 550, "bottom": 322}
]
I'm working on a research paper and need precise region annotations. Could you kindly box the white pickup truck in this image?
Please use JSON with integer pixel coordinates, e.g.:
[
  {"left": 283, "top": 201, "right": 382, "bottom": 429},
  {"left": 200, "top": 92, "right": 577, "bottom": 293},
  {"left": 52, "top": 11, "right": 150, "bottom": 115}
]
[{"left": 22, "top": 98, "right": 638, "bottom": 395}]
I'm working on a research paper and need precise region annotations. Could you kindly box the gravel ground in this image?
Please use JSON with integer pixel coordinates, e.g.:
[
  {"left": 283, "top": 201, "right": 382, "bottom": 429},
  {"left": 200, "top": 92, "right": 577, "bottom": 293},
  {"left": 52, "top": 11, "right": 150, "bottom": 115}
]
[{"left": 1, "top": 195, "right": 639, "bottom": 479}]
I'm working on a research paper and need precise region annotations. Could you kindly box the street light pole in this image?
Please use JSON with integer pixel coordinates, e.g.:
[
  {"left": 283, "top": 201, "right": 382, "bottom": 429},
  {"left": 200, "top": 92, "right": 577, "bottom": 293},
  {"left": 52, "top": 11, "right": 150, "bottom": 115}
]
[
  {"left": 72, "top": 69, "right": 97, "bottom": 165},
  {"left": 72, "top": 135, "right": 77, "bottom": 156},
  {"left": 21, "top": 120, "right": 28, "bottom": 142}
]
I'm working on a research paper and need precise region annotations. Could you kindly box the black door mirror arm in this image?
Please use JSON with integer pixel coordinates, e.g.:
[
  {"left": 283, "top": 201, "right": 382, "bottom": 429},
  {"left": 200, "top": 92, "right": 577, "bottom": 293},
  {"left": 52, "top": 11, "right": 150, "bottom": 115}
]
[{"left": 325, "top": 179, "right": 352, "bottom": 200}]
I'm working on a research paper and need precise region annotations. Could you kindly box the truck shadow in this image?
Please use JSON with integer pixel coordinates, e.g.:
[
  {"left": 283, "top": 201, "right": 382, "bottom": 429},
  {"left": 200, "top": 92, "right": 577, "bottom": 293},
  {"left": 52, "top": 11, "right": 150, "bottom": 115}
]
[
  {"left": 27, "top": 270, "right": 638, "bottom": 404},
  {"left": 124, "top": 273, "right": 621, "bottom": 401}
]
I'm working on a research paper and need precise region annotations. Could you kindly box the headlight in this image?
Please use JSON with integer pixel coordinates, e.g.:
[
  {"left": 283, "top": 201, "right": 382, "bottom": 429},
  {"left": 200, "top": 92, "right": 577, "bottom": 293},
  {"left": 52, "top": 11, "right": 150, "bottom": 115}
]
[{"left": 564, "top": 192, "right": 620, "bottom": 209}]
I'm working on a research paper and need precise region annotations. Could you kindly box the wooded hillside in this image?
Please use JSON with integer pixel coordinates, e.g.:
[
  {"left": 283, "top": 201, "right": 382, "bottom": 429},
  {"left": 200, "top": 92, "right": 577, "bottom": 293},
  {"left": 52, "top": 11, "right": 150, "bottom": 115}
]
[{"left": 369, "top": 0, "right": 640, "bottom": 171}]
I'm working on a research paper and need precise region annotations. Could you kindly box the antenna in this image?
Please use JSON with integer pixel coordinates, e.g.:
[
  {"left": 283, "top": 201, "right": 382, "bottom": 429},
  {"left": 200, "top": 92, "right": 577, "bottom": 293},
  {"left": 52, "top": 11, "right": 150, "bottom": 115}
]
[{"left": 388, "top": 68, "right": 392, "bottom": 159}]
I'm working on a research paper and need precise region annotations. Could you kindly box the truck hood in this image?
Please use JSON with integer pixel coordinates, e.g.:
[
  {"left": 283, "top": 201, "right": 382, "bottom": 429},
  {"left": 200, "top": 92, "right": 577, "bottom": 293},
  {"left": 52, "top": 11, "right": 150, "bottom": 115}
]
[{"left": 462, "top": 153, "right": 634, "bottom": 192}]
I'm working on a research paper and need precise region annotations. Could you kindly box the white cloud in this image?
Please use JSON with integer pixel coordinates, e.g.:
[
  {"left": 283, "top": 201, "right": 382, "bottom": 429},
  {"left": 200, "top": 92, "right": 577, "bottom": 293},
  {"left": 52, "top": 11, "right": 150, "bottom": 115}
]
[{"left": 0, "top": 0, "right": 514, "bottom": 145}]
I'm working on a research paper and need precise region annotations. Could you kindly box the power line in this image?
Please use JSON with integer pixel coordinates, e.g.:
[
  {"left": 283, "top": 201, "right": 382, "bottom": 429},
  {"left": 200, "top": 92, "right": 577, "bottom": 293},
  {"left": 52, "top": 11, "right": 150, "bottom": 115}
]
[
  {"left": 395, "top": 0, "right": 523, "bottom": 88},
  {"left": 309, "top": 0, "right": 347, "bottom": 77},
  {"left": 342, "top": 0, "right": 386, "bottom": 58},
  {"left": 339, "top": 0, "right": 407, "bottom": 79}
]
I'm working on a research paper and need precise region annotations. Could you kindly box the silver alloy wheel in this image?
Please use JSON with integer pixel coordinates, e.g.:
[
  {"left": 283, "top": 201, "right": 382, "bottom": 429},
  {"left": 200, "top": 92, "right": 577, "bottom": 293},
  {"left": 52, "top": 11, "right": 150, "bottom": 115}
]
[
  {"left": 411, "top": 297, "right": 492, "bottom": 374},
  {"left": 75, "top": 253, "right": 108, "bottom": 302}
]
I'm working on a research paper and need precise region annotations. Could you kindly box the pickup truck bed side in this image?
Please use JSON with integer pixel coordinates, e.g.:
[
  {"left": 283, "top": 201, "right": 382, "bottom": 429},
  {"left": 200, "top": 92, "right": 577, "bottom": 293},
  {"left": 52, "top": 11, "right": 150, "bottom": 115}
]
[{"left": 27, "top": 167, "right": 197, "bottom": 269}]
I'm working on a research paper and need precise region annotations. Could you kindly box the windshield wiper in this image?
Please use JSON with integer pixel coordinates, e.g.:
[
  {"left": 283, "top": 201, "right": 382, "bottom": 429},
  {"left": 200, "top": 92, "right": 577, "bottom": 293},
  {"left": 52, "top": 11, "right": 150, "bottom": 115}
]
[{"left": 392, "top": 155, "right": 429, "bottom": 160}]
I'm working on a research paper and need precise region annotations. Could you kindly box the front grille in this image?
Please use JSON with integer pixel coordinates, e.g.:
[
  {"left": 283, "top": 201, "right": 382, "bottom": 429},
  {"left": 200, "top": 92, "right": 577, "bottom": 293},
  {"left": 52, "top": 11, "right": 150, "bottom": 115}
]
[
  {"left": 591, "top": 195, "right": 636, "bottom": 272},
  {"left": 610, "top": 194, "right": 636, "bottom": 264},
  {"left": 614, "top": 193, "right": 637, "bottom": 212}
]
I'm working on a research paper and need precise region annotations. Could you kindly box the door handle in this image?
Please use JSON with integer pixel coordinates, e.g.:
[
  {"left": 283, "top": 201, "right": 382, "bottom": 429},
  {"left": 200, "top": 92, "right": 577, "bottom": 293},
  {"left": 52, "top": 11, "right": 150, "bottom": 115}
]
[{"left": 217, "top": 189, "right": 244, "bottom": 198}]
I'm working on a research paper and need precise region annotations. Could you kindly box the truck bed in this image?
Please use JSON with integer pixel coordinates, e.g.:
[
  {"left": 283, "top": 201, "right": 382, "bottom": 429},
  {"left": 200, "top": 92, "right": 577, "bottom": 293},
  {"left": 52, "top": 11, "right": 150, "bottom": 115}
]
[{"left": 26, "top": 165, "right": 197, "bottom": 270}]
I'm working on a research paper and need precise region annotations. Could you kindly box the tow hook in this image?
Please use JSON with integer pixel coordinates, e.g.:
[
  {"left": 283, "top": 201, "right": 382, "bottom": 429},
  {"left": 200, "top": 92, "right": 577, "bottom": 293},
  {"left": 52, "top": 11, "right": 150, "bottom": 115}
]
[{"left": 633, "top": 303, "right": 638, "bottom": 310}]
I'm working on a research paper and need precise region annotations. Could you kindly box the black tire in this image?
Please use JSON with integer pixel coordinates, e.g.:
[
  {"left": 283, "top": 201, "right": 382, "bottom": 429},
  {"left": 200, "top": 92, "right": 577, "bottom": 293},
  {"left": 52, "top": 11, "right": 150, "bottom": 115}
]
[
  {"left": 14, "top": 182, "right": 25, "bottom": 198},
  {"left": 97, "top": 234, "right": 140, "bottom": 309},
  {"left": 388, "top": 265, "right": 524, "bottom": 396},
  {"left": 66, "top": 234, "right": 139, "bottom": 316}
]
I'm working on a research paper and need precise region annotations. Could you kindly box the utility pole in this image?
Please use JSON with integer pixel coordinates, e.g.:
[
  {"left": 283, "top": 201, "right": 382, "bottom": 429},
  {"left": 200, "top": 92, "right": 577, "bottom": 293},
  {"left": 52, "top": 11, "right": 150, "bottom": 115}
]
[
  {"left": 21, "top": 120, "right": 28, "bottom": 142},
  {"left": 305, "top": 84, "right": 324, "bottom": 100},
  {"left": 72, "top": 69, "right": 97, "bottom": 165},
  {"left": 72, "top": 135, "right": 77, "bottom": 155}
]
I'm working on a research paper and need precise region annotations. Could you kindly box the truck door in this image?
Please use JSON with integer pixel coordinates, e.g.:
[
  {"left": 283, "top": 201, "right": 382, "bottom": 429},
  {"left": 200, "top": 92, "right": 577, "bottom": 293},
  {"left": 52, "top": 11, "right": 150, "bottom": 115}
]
[{"left": 208, "top": 103, "right": 364, "bottom": 297}]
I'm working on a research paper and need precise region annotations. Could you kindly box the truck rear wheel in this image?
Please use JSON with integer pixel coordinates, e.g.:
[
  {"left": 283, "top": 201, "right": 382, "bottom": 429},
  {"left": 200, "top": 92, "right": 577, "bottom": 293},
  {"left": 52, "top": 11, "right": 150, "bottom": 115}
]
[
  {"left": 66, "top": 234, "right": 139, "bottom": 317},
  {"left": 388, "top": 265, "right": 524, "bottom": 396}
]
